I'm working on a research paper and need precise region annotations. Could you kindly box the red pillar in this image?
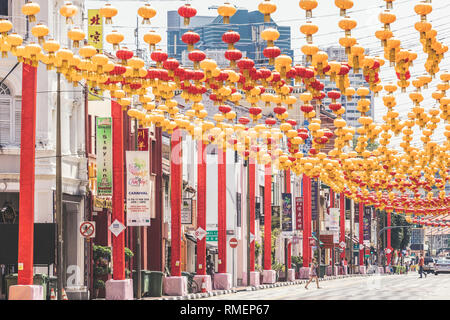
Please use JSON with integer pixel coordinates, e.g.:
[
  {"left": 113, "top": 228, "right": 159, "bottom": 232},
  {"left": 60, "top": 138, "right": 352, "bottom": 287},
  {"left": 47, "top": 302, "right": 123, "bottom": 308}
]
[
  {"left": 111, "top": 101, "right": 125, "bottom": 280},
  {"left": 249, "top": 161, "right": 256, "bottom": 272},
  {"left": 302, "top": 174, "right": 311, "bottom": 268},
  {"left": 218, "top": 147, "right": 227, "bottom": 273},
  {"left": 17, "top": 63, "right": 37, "bottom": 285},
  {"left": 285, "top": 169, "right": 292, "bottom": 268},
  {"left": 170, "top": 129, "right": 182, "bottom": 277},
  {"left": 359, "top": 202, "right": 364, "bottom": 266},
  {"left": 264, "top": 164, "right": 272, "bottom": 270},
  {"left": 196, "top": 141, "right": 206, "bottom": 275},
  {"left": 387, "top": 211, "right": 392, "bottom": 265},
  {"left": 340, "top": 194, "right": 346, "bottom": 260}
]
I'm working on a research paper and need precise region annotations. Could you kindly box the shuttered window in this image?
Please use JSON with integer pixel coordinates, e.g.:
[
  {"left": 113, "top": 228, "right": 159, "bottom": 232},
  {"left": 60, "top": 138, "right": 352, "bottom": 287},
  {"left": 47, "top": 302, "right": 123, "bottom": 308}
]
[{"left": 0, "top": 82, "right": 20, "bottom": 146}]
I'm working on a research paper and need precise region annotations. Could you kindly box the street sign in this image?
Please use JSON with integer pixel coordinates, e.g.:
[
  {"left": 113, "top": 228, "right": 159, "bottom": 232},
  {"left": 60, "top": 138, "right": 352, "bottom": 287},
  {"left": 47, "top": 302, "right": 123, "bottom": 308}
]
[
  {"left": 339, "top": 241, "right": 346, "bottom": 249},
  {"left": 309, "top": 237, "right": 315, "bottom": 246},
  {"left": 359, "top": 244, "right": 364, "bottom": 250},
  {"left": 206, "top": 230, "right": 218, "bottom": 242},
  {"left": 195, "top": 227, "right": 206, "bottom": 241},
  {"left": 109, "top": 219, "right": 126, "bottom": 237},
  {"left": 386, "top": 248, "right": 392, "bottom": 254},
  {"left": 80, "top": 221, "right": 96, "bottom": 239},
  {"left": 229, "top": 237, "right": 238, "bottom": 248},
  {"left": 249, "top": 232, "right": 255, "bottom": 243}
]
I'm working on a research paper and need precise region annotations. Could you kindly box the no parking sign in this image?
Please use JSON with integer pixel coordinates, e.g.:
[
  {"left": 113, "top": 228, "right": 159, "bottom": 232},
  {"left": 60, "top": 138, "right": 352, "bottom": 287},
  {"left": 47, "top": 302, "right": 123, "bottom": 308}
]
[{"left": 80, "top": 221, "right": 96, "bottom": 239}]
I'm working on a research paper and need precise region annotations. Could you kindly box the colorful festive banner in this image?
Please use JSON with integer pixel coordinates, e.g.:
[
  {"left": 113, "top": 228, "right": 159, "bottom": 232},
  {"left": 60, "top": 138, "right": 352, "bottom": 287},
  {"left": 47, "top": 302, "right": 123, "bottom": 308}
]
[
  {"left": 181, "top": 198, "right": 193, "bottom": 225},
  {"left": 96, "top": 117, "right": 112, "bottom": 196},
  {"left": 281, "top": 193, "right": 293, "bottom": 233},
  {"left": 126, "top": 151, "right": 151, "bottom": 226},
  {"left": 295, "top": 197, "right": 303, "bottom": 231}
]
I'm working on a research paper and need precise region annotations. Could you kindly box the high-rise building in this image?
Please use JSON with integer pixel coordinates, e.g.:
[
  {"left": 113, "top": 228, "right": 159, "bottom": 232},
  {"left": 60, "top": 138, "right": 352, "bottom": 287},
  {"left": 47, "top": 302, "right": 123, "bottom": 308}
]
[
  {"left": 167, "top": 8, "right": 292, "bottom": 68},
  {"left": 303, "top": 46, "right": 375, "bottom": 128}
]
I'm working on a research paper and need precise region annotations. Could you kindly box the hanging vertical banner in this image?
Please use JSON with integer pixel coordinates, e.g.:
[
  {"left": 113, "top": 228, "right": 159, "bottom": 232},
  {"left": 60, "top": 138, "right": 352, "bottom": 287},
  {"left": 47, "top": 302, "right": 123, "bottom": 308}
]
[
  {"left": 328, "top": 208, "right": 340, "bottom": 232},
  {"left": 138, "top": 128, "right": 149, "bottom": 151},
  {"left": 88, "top": 9, "right": 104, "bottom": 101},
  {"left": 354, "top": 201, "right": 360, "bottom": 222},
  {"left": 126, "top": 151, "right": 151, "bottom": 226},
  {"left": 88, "top": 9, "right": 103, "bottom": 50},
  {"left": 311, "top": 179, "right": 319, "bottom": 220},
  {"left": 181, "top": 198, "right": 192, "bottom": 225},
  {"left": 96, "top": 117, "right": 112, "bottom": 196},
  {"left": 281, "top": 193, "right": 293, "bottom": 235},
  {"left": 295, "top": 197, "right": 303, "bottom": 231},
  {"left": 272, "top": 205, "right": 281, "bottom": 228},
  {"left": 364, "top": 206, "right": 372, "bottom": 241}
]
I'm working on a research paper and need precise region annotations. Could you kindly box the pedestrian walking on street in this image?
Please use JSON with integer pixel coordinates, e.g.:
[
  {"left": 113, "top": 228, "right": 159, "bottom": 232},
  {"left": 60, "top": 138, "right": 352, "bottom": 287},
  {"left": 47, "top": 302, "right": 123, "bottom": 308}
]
[
  {"left": 418, "top": 254, "right": 426, "bottom": 278},
  {"left": 305, "top": 259, "right": 321, "bottom": 289}
]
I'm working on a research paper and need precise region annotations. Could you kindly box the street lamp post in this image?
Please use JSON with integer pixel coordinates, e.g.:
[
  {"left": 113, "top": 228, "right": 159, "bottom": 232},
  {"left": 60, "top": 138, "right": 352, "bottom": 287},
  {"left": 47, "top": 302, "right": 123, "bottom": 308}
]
[{"left": 56, "top": 72, "right": 64, "bottom": 300}]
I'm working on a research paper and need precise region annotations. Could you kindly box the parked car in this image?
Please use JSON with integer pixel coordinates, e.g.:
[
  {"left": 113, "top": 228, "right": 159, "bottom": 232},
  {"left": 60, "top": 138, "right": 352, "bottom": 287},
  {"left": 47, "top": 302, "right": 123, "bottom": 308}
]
[
  {"left": 422, "top": 257, "right": 436, "bottom": 274},
  {"left": 435, "top": 257, "right": 450, "bottom": 275}
]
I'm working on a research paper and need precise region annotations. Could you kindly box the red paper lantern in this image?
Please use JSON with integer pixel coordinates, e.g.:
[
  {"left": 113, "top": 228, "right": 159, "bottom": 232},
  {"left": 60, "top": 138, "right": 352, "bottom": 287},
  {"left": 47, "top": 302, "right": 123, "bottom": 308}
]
[
  {"left": 219, "top": 105, "right": 232, "bottom": 114},
  {"left": 222, "top": 30, "right": 240, "bottom": 47},
  {"left": 178, "top": 4, "right": 197, "bottom": 26},
  {"left": 265, "top": 118, "right": 277, "bottom": 126},
  {"left": 188, "top": 50, "right": 206, "bottom": 62},
  {"left": 224, "top": 49, "right": 243, "bottom": 65},
  {"left": 237, "top": 57, "right": 255, "bottom": 70},
  {"left": 151, "top": 50, "right": 168, "bottom": 63},
  {"left": 116, "top": 49, "right": 133, "bottom": 63},
  {"left": 328, "top": 90, "right": 341, "bottom": 100},
  {"left": 249, "top": 107, "right": 262, "bottom": 116},
  {"left": 181, "top": 31, "right": 200, "bottom": 51},
  {"left": 274, "top": 106, "right": 287, "bottom": 115},
  {"left": 238, "top": 117, "right": 250, "bottom": 125},
  {"left": 163, "top": 58, "right": 180, "bottom": 71}
]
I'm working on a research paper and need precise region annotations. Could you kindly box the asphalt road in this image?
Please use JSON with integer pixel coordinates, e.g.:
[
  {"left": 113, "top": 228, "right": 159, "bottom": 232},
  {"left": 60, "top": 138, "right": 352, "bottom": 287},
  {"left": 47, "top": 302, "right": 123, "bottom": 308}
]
[{"left": 202, "top": 272, "right": 450, "bottom": 300}]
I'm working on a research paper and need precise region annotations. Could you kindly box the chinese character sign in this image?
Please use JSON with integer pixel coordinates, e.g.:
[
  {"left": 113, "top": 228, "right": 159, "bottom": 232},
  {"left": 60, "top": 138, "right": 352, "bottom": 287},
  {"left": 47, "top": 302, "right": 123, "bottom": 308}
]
[
  {"left": 138, "top": 128, "right": 149, "bottom": 151},
  {"left": 96, "top": 118, "right": 112, "bottom": 196},
  {"left": 88, "top": 9, "right": 103, "bottom": 50},
  {"left": 295, "top": 197, "right": 303, "bottom": 231},
  {"left": 281, "top": 193, "right": 293, "bottom": 232},
  {"left": 126, "top": 151, "right": 151, "bottom": 226},
  {"left": 311, "top": 179, "right": 319, "bottom": 220}
]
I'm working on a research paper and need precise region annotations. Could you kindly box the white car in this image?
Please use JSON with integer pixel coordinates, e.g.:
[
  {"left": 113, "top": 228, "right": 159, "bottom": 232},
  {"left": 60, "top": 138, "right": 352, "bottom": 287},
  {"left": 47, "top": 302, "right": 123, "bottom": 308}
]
[{"left": 434, "top": 257, "right": 450, "bottom": 275}]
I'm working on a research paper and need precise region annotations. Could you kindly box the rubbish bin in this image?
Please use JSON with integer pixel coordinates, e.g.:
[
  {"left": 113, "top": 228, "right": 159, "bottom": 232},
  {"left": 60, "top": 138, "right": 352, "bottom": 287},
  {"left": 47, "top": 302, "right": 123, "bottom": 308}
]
[
  {"left": 5, "top": 274, "right": 48, "bottom": 300},
  {"left": 148, "top": 271, "right": 164, "bottom": 297},
  {"left": 47, "top": 276, "right": 58, "bottom": 300},
  {"left": 132, "top": 270, "right": 150, "bottom": 298},
  {"left": 319, "top": 265, "right": 327, "bottom": 278}
]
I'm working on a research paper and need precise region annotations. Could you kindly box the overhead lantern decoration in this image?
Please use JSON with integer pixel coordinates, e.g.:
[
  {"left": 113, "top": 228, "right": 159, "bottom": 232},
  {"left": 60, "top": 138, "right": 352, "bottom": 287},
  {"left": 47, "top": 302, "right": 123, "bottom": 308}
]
[
  {"left": 67, "top": 26, "right": 85, "bottom": 48},
  {"left": 178, "top": 3, "right": 197, "bottom": 26},
  {"left": 22, "top": 1, "right": 41, "bottom": 23},
  {"left": 31, "top": 23, "right": 49, "bottom": 45},
  {"left": 99, "top": 3, "right": 118, "bottom": 25},
  {"left": 218, "top": 2, "right": 237, "bottom": 24},
  {"left": 299, "top": 0, "right": 318, "bottom": 19},
  {"left": 335, "top": 0, "right": 354, "bottom": 17},
  {"left": 181, "top": 30, "right": 201, "bottom": 52},
  {"left": 138, "top": 2, "right": 157, "bottom": 24},
  {"left": 60, "top": 1, "right": 78, "bottom": 25},
  {"left": 0, "top": 18, "right": 12, "bottom": 39},
  {"left": 143, "top": 30, "right": 162, "bottom": 52},
  {"left": 106, "top": 30, "right": 125, "bottom": 51},
  {"left": 258, "top": 0, "right": 277, "bottom": 23}
]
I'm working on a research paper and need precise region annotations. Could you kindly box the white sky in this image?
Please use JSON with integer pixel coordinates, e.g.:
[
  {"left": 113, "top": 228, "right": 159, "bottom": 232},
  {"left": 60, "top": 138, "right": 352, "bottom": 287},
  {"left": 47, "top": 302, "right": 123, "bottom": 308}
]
[{"left": 86, "top": 0, "right": 450, "bottom": 148}]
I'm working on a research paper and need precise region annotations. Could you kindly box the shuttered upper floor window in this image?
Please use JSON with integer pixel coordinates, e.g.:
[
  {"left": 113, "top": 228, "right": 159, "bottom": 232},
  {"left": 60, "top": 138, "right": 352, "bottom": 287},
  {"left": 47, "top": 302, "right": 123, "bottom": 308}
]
[
  {"left": 0, "top": 1, "right": 8, "bottom": 17},
  {"left": 0, "top": 82, "right": 21, "bottom": 147}
]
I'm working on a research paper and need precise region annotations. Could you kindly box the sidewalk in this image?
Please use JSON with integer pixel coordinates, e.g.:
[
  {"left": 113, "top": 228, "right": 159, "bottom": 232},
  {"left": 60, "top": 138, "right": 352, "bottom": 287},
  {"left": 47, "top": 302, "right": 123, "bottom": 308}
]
[{"left": 145, "top": 272, "right": 391, "bottom": 300}]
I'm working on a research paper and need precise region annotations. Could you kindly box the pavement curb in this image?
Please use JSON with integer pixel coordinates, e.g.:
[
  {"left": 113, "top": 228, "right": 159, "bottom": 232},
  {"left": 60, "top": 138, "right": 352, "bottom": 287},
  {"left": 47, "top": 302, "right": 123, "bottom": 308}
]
[{"left": 157, "top": 272, "right": 396, "bottom": 300}]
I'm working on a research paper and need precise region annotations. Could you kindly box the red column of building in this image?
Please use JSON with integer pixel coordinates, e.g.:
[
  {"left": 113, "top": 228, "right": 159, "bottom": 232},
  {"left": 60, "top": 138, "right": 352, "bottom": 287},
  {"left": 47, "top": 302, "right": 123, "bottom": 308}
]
[
  {"left": 302, "top": 174, "right": 311, "bottom": 268},
  {"left": 17, "top": 63, "right": 37, "bottom": 285},
  {"left": 285, "top": 169, "right": 292, "bottom": 269},
  {"left": 218, "top": 147, "right": 227, "bottom": 273},
  {"left": 111, "top": 101, "right": 125, "bottom": 280},
  {"left": 170, "top": 129, "right": 182, "bottom": 277},
  {"left": 264, "top": 164, "right": 272, "bottom": 270},
  {"left": 196, "top": 141, "right": 206, "bottom": 275},
  {"left": 340, "top": 194, "right": 346, "bottom": 260},
  {"left": 387, "top": 211, "right": 392, "bottom": 265},
  {"left": 359, "top": 202, "right": 364, "bottom": 266},
  {"left": 249, "top": 161, "right": 256, "bottom": 272}
]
